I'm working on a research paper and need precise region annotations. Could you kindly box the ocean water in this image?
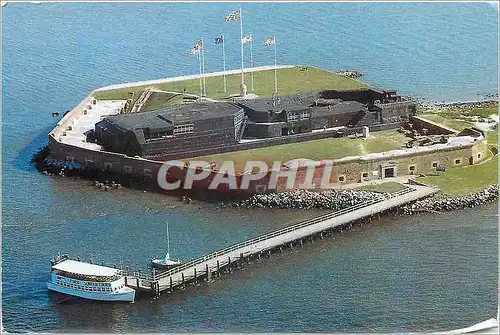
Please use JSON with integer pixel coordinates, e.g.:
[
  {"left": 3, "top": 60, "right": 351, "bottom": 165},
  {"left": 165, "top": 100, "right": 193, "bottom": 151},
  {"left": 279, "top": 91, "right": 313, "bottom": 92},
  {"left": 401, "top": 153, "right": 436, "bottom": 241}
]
[{"left": 1, "top": 2, "right": 498, "bottom": 333}]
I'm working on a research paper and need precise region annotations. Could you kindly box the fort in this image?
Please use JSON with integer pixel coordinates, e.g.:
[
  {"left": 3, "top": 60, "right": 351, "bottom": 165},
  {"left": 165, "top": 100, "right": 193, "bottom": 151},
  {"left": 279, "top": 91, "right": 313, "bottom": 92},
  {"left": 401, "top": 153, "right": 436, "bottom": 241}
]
[{"left": 41, "top": 65, "right": 492, "bottom": 196}]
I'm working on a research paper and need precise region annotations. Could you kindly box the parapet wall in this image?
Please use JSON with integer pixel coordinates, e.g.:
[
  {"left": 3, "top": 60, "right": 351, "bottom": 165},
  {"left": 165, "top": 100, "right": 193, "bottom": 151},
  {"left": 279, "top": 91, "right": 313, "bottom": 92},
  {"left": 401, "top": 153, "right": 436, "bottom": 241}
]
[
  {"left": 147, "top": 122, "right": 405, "bottom": 161},
  {"left": 50, "top": 93, "right": 95, "bottom": 140},
  {"left": 410, "top": 115, "right": 457, "bottom": 135}
]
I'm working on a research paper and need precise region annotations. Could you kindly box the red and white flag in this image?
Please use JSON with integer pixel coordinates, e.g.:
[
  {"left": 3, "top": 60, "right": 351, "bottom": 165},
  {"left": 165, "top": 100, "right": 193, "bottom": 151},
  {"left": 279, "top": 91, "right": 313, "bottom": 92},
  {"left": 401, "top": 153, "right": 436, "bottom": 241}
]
[
  {"left": 265, "top": 37, "right": 276, "bottom": 46},
  {"left": 190, "top": 40, "right": 202, "bottom": 55}
]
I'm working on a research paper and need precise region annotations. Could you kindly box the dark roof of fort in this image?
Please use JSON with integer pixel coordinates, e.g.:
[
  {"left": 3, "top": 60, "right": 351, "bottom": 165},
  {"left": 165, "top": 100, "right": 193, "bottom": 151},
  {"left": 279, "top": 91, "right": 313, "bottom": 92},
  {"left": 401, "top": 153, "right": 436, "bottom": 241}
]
[
  {"left": 104, "top": 102, "right": 242, "bottom": 131},
  {"left": 238, "top": 99, "right": 310, "bottom": 114},
  {"left": 311, "top": 101, "right": 367, "bottom": 116}
]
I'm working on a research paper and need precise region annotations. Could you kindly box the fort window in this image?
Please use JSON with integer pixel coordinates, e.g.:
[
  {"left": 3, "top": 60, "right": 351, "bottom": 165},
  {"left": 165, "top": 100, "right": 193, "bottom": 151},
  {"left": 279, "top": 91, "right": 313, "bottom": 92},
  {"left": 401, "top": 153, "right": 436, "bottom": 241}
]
[
  {"left": 287, "top": 113, "right": 298, "bottom": 122},
  {"left": 234, "top": 112, "right": 244, "bottom": 126},
  {"left": 477, "top": 153, "right": 482, "bottom": 159},
  {"left": 104, "top": 162, "right": 112, "bottom": 170},
  {"left": 300, "top": 111, "right": 311, "bottom": 120},
  {"left": 173, "top": 124, "right": 194, "bottom": 135},
  {"left": 362, "top": 172, "right": 369, "bottom": 178},
  {"left": 454, "top": 159, "right": 461, "bottom": 165},
  {"left": 432, "top": 162, "right": 438, "bottom": 168},
  {"left": 409, "top": 165, "right": 415, "bottom": 171},
  {"left": 338, "top": 175, "right": 345, "bottom": 182}
]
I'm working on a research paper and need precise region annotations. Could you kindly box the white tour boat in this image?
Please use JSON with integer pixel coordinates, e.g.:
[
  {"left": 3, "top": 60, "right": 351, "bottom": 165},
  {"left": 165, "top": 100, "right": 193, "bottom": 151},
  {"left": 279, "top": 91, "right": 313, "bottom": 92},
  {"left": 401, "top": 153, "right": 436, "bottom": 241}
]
[{"left": 47, "top": 255, "right": 135, "bottom": 302}]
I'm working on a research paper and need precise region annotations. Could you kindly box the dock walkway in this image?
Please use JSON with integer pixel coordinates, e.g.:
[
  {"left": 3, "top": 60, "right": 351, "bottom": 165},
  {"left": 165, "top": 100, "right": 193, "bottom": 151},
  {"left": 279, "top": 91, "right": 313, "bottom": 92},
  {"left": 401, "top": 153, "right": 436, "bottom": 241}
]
[{"left": 124, "top": 184, "right": 438, "bottom": 297}]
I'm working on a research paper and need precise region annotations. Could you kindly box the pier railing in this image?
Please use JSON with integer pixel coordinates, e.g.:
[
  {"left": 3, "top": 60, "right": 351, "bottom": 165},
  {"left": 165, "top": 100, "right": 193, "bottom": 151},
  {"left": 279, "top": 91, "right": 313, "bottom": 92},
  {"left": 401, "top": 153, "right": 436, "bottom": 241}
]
[{"left": 150, "top": 187, "right": 416, "bottom": 282}]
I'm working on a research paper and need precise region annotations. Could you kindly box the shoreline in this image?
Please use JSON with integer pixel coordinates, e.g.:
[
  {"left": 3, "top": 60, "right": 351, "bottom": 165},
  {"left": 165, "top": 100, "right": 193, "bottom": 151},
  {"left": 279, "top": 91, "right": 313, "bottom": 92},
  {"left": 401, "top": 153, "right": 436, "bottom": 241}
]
[
  {"left": 218, "top": 185, "right": 499, "bottom": 216},
  {"left": 415, "top": 98, "right": 498, "bottom": 110},
  {"left": 32, "top": 144, "right": 498, "bottom": 209}
]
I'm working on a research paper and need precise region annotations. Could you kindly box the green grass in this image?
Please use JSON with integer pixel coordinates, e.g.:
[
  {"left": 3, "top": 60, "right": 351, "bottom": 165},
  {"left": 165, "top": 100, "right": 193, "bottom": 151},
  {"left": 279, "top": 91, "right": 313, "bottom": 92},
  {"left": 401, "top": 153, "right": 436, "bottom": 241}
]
[
  {"left": 190, "top": 130, "right": 407, "bottom": 172},
  {"left": 440, "top": 105, "right": 499, "bottom": 119},
  {"left": 94, "top": 66, "right": 368, "bottom": 104},
  {"left": 141, "top": 92, "right": 183, "bottom": 111},
  {"left": 363, "top": 130, "right": 408, "bottom": 153},
  {"left": 416, "top": 156, "right": 498, "bottom": 195},
  {"left": 419, "top": 114, "right": 473, "bottom": 131},
  {"left": 487, "top": 130, "right": 498, "bottom": 146},
  {"left": 354, "top": 182, "right": 407, "bottom": 194}
]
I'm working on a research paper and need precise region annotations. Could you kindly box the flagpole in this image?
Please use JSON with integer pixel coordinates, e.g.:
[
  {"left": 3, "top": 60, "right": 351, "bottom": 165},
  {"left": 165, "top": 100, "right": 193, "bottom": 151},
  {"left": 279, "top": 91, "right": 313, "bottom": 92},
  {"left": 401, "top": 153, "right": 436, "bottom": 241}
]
[
  {"left": 239, "top": 7, "right": 245, "bottom": 94},
  {"left": 198, "top": 49, "right": 203, "bottom": 97},
  {"left": 273, "top": 36, "right": 278, "bottom": 94},
  {"left": 222, "top": 34, "right": 227, "bottom": 93},
  {"left": 201, "top": 38, "right": 206, "bottom": 97},
  {"left": 250, "top": 32, "right": 254, "bottom": 92}
]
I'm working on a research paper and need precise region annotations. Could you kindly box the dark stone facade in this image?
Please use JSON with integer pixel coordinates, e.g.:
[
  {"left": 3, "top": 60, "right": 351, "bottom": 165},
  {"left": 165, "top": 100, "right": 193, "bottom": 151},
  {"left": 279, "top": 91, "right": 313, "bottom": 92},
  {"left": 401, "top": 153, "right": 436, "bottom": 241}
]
[
  {"left": 95, "top": 102, "right": 245, "bottom": 156},
  {"left": 93, "top": 88, "right": 416, "bottom": 158}
]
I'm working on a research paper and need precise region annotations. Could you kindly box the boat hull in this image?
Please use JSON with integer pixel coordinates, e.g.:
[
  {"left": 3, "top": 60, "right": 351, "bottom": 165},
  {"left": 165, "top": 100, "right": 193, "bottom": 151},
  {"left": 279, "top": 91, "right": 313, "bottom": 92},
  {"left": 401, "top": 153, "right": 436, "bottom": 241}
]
[{"left": 47, "top": 282, "right": 135, "bottom": 302}]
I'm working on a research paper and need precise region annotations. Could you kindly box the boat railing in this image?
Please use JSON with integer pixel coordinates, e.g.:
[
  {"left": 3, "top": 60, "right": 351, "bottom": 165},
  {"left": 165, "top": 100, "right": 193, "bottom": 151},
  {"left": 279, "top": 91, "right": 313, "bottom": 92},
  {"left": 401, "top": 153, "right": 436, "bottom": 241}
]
[
  {"left": 50, "top": 253, "right": 71, "bottom": 266},
  {"left": 151, "top": 187, "right": 416, "bottom": 281}
]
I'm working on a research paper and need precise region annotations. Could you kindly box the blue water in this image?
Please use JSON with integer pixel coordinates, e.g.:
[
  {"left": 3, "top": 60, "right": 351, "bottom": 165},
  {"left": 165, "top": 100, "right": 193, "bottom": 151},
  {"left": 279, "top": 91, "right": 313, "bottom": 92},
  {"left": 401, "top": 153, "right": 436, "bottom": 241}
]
[{"left": 2, "top": 2, "right": 498, "bottom": 333}]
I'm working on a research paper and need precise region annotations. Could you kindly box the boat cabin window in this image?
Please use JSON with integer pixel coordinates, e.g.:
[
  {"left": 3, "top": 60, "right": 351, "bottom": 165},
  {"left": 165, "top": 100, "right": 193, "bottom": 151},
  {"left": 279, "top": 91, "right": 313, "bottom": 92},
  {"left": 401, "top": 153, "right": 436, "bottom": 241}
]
[{"left": 53, "top": 269, "right": 120, "bottom": 282}]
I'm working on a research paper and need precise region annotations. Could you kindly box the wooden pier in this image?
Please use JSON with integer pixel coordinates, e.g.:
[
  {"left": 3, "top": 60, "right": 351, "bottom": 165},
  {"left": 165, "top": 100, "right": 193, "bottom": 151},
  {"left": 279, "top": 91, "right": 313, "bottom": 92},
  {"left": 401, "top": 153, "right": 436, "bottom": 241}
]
[{"left": 124, "top": 184, "right": 438, "bottom": 298}]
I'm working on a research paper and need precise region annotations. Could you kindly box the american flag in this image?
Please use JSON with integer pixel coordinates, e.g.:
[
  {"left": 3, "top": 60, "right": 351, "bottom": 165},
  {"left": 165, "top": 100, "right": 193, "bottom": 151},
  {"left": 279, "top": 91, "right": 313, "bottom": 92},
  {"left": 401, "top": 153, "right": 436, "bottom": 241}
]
[
  {"left": 241, "top": 35, "right": 252, "bottom": 44},
  {"left": 265, "top": 37, "right": 276, "bottom": 46},
  {"left": 224, "top": 11, "right": 240, "bottom": 22}
]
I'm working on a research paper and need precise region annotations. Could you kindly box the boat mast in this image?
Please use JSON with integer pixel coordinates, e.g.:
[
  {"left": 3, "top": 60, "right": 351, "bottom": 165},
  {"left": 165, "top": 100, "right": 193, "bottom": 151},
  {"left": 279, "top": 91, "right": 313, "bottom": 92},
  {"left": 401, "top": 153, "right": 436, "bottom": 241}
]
[{"left": 166, "top": 222, "right": 170, "bottom": 258}]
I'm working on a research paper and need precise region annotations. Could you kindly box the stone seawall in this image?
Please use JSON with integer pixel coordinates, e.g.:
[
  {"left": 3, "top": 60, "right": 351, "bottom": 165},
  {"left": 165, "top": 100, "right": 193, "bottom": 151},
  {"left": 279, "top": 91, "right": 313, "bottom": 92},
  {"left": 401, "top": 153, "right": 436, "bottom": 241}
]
[
  {"left": 219, "top": 189, "right": 387, "bottom": 209},
  {"left": 401, "top": 184, "right": 498, "bottom": 214},
  {"left": 217, "top": 185, "right": 499, "bottom": 214}
]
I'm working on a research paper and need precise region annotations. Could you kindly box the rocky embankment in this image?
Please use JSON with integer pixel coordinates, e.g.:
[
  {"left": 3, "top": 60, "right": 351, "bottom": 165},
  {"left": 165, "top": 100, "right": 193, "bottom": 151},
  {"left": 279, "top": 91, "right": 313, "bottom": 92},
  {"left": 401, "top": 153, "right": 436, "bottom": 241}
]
[
  {"left": 401, "top": 185, "right": 498, "bottom": 215},
  {"left": 415, "top": 97, "right": 498, "bottom": 113},
  {"left": 335, "top": 69, "right": 363, "bottom": 79},
  {"left": 436, "top": 99, "right": 498, "bottom": 110},
  {"left": 219, "top": 185, "right": 499, "bottom": 215},
  {"left": 219, "top": 189, "right": 387, "bottom": 210}
]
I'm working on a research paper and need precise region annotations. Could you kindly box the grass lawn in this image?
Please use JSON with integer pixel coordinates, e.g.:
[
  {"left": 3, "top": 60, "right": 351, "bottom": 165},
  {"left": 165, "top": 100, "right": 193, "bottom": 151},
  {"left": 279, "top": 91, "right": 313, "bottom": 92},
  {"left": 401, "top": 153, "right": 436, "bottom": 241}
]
[
  {"left": 440, "top": 106, "right": 499, "bottom": 119},
  {"left": 189, "top": 130, "right": 407, "bottom": 172},
  {"left": 416, "top": 156, "right": 498, "bottom": 196},
  {"left": 354, "top": 182, "right": 407, "bottom": 194},
  {"left": 94, "top": 66, "right": 368, "bottom": 107},
  {"left": 487, "top": 129, "right": 498, "bottom": 146},
  {"left": 363, "top": 130, "right": 408, "bottom": 153},
  {"left": 419, "top": 114, "right": 473, "bottom": 131},
  {"left": 141, "top": 92, "right": 185, "bottom": 111}
]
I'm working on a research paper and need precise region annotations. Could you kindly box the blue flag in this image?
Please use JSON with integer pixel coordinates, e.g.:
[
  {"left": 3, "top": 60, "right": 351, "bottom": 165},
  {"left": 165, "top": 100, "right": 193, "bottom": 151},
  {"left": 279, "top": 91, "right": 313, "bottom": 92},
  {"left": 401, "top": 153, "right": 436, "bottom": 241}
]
[{"left": 215, "top": 36, "right": 224, "bottom": 44}]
